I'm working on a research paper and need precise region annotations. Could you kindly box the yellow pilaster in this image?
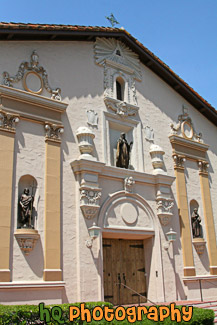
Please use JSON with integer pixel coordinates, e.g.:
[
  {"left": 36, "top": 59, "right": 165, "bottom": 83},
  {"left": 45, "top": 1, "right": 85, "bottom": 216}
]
[
  {"left": 43, "top": 127, "right": 62, "bottom": 281},
  {"left": 173, "top": 155, "right": 196, "bottom": 276},
  {"left": 0, "top": 110, "right": 19, "bottom": 282},
  {"left": 198, "top": 161, "right": 217, "bottom": 275}
]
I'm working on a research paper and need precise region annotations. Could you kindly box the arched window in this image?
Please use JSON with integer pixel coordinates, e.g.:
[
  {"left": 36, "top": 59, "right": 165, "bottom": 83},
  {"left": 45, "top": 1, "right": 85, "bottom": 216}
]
[{"left": 116, "top": 77, "right": 125, "bottom": 101}]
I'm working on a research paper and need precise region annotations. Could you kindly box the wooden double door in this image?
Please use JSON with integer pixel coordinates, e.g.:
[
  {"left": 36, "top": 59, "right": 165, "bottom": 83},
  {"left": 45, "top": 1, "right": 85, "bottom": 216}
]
[{"left": 103, "top": 238, "right": 147, "bottom": 305}]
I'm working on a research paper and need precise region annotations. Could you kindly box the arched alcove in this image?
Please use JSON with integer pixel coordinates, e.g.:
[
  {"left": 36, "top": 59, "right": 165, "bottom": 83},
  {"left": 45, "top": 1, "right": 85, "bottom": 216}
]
[
  {"left": 190, "top": 199, "right": 203, "bottom": 238},
  {"left": 98, "top": 191, "right": 156, "bottom": 236},
  {"left": 18, "top": 175, "right": 38, "bottom": 229}
]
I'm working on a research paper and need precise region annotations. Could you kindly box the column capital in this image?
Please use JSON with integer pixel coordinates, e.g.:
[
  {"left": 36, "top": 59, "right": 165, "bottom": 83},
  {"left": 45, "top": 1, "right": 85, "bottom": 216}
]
[
  {"left": 44, "top": 122, "right": 64, "bottom": 143},
  {"left": 172, "top": 154, "right": 186, "bottom": 169},
  {"left": 0, "top": 108, "right": 19, "bottom": 134},
  {"left": 198, "top": 160, "right": 209, "bottom": 175}
]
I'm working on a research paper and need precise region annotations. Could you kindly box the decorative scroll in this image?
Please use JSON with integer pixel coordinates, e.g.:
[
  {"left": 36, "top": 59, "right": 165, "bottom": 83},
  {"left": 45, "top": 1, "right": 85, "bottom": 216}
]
[
  {"left": 3, "top": 51, "right": 61, "bottom": 100},
  {"left": 44, "top": 122, "right": 64, "bottom": 141},
  {"left": 170, "top": 106, "right": 202, "bottom": 142},
  {"left": 0, "top": 108, "right": 19, "bottom": 131}
]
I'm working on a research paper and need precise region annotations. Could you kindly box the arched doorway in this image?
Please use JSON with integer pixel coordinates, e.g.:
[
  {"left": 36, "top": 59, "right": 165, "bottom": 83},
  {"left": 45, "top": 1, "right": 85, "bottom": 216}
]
[{"left": 98, "top": 191, "right": 156, "bottom": 305}]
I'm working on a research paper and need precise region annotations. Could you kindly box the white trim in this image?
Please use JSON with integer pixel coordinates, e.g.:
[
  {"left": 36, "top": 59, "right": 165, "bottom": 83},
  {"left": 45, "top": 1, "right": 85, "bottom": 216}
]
[{"left": 0, "top": 281, "right": 65, "bottom": 290}]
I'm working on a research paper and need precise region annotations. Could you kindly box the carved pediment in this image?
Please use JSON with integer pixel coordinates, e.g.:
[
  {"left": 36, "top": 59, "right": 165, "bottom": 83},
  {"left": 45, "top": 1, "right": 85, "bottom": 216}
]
[
  {"left": 170, "top": 106, "right": 202, "bottom": 142},
  {"left": 2, "top": 51, "right": 61, "bottom": 101},
  {"left": 94, "top": 38, "right": 141, "bottom": 81}
]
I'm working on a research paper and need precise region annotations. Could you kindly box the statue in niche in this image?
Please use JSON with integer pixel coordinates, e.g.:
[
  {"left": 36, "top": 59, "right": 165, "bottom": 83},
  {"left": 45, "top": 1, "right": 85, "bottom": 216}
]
[
  {"left": 116, "top": 133, "right": 133, "bottom": 169},
  {"left": 19, "top": 188, "right": 34, "bottom": 228},
  {"left": 191, "top": 208, "right": 202, "bottom": 238}
]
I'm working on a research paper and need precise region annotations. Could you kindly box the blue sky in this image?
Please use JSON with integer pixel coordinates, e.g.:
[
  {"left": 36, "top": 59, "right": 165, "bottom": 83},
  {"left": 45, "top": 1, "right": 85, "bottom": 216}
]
[{"left": 1, "top": 0, "right": 217, "bottom": 108}]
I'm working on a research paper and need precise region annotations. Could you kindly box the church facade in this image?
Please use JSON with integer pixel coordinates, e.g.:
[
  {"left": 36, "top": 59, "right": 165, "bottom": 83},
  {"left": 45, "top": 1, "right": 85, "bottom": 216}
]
[{"left": 0, "top": 22, "right": 217, "bottom": 305}]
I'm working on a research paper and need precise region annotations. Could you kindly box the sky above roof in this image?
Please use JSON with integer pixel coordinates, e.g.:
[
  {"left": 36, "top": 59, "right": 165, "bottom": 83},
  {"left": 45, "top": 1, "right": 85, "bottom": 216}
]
[{"left": 1, "top": 0, "right": 216, "bottom": 109}]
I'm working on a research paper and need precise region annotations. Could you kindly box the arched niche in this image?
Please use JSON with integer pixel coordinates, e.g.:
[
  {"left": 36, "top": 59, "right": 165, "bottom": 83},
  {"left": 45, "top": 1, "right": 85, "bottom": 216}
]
[
  {"left": 18, "top": 175, "right": 38, "bottom": 229},
  {"left": 98, "top": 191, "right": 155, "bottom": 237},
  {"left": 190, "top": 199, "right": 203, "bottom": 239}
]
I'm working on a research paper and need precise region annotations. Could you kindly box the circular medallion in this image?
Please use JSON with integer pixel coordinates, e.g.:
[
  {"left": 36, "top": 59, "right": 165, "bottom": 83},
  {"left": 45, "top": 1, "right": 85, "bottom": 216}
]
[
  {"left": 23, "top": 71, "right": 43, "bottom": 94},
  {"left": 121, "top": 203, "right": 138, "bottom": 224},
  {"left": 181, "top": 120, "right": 194, "bottom": 139}
]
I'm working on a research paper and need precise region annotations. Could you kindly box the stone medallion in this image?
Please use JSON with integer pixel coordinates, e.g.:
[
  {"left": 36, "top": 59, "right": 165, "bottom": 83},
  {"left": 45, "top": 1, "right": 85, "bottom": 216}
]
[{"left": 121, "top": 202, "right": 138, "bottom": 224}]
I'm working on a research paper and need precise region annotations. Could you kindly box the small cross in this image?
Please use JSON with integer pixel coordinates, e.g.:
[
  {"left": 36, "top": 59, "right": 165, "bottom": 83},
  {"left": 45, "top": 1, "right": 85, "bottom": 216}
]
[{"left": 106, "top": 13, "right": 119, "bottom": 27}]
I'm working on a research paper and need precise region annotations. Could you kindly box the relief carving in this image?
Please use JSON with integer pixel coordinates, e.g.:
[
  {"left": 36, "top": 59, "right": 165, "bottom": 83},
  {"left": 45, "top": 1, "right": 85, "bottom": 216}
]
[
  {"left": 124, "top": 176, "right": 135, "bottom": 192},
  {"left": 173, "top": 154, "right": 186, "bottom": 168},
  {"left": 3, "top": 51, "right": 61, "bottom": 100},
  {"left": 45, "top": 122, "right": 64, "bottom": 141},
  {"left": 80, "top": 187, "right": 101, "bottom": 219},
  {"left": 0, "top": 108, "right": 19, "bottom": 131},
  {"left": 170, "top": 106, "right": 202, "bottom": 142}
]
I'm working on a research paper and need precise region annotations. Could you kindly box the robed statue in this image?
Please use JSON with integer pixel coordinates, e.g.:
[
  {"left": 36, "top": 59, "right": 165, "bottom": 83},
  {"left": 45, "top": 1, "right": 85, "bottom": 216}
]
[
  {"left": 191, "top": 208, "right": 202, "bottom": 238},
  {"left": 19, "top": 188, "right": 34, "bottom": 228},
  {"left": 116, "top": 133, "right": 133, "bottom": 169}
]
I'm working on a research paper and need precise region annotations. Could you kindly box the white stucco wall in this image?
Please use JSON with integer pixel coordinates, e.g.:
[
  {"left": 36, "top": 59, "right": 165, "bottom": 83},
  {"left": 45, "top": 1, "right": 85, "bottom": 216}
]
[{"left": 0, "top": 39, "right": 217, "bottom": 304}]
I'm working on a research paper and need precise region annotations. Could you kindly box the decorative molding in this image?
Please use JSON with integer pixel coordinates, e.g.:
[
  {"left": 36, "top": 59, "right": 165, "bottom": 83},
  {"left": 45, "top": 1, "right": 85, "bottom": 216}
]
[
  {"left": 80, "top": 187, "right": 101, "bottom": 219},
  {"left": 124, "top": 176, "right": 135, "bottom": 192},
  {"left": 192, "top": 238, "right": 206, "bottom": 255},
  {"left": 156, "top": 198, "right": 174, "bottom": 226},
  {"left": 0, "top": 85, "right": 67, "bottom": 124},
  {"left": 172, "top": 154, "right": 186, "bottom": 169},
  {"left": 80, "top": 187, "right": 101, "bottom": 205},
  {"left": 45, "top": 122, "right": 64, "bottom": 142},
  {"left": 14, "top": 229, "right": 39, "bottom": 256},
  {"left": 0, "top": 108, "right": 19, "bottom": 132},
  {"left": 170, "top": 106, "right": 202, "bottom": 142},
  {"left": 2, "top": 51, "right": 61, "bottom": 100},
  {"left": 95, "top": 38, "right": 141, "bottom": 105},
  {"left": 86, "top": 109, "right": 98, "bottom": 127},
  {"left": 94, "top": 38, "right": 141, "bottom": 80},
  {"left": 104, "top": 96, "right": 139, "bottom": 117},
  {"left": 198, "top": 160, "right": 209, "bottom": 174}
]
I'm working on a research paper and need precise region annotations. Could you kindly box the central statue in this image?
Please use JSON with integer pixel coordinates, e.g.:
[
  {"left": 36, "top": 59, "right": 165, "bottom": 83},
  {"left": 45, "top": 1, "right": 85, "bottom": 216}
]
[
  {"left": 19, "top": 188, "right": 34, "bottom": 228},
  {"left": 116, "top": 133, "right": 133, "bottom": 169}
]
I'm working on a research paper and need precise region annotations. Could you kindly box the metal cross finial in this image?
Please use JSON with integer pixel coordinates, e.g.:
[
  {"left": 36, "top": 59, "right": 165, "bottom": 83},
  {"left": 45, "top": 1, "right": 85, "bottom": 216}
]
[{"left": 106, "top": 13, "right": 119, "bottom": 27}]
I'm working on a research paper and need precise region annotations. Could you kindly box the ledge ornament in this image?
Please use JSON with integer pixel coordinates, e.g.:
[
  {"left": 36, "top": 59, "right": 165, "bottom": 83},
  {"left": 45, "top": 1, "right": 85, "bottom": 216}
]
[
  {"left": 192, "top": 238, "right": 206, "bottom": 255},
  {"left": 14, "top": 229, "right": 39, "bottom": 256},
  {"left": 80, "top": 187, "right": 101, "bottom": 219},
  {"left": 104, "top": 97, "right": 139, "bottom": 117},
  {"left": 0, "top": 108, "right": 19, "bottom": 131},
  {"left": 170, "top": 105, "right": 202, "bottom": 142},
  {"left": 156, "top": 198, "right": 174, "bottom": 226},
  {"left": 2, "top": 51, "right": 61, "bottom": 101},
  {"left": 45, "top": 122, "right": 64, "bottom": 142}
]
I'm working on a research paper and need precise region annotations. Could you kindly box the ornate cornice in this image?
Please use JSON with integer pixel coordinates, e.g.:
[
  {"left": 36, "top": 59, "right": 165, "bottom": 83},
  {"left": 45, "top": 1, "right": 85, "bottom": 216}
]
[
  {"left": 0, "top": 107, "right": 19, "bottom": 133},
  {"left": 2, "top": 51, "right": 61, "bottom": 100},
  {"left": 0, "top": 85, "right": 67, "bottom": 124}
]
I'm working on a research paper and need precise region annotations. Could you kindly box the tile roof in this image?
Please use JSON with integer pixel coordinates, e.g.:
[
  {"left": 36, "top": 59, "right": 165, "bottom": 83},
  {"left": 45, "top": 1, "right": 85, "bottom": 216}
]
[{"left": 0, "top": 22, "right": 216, "bottom": 122}]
